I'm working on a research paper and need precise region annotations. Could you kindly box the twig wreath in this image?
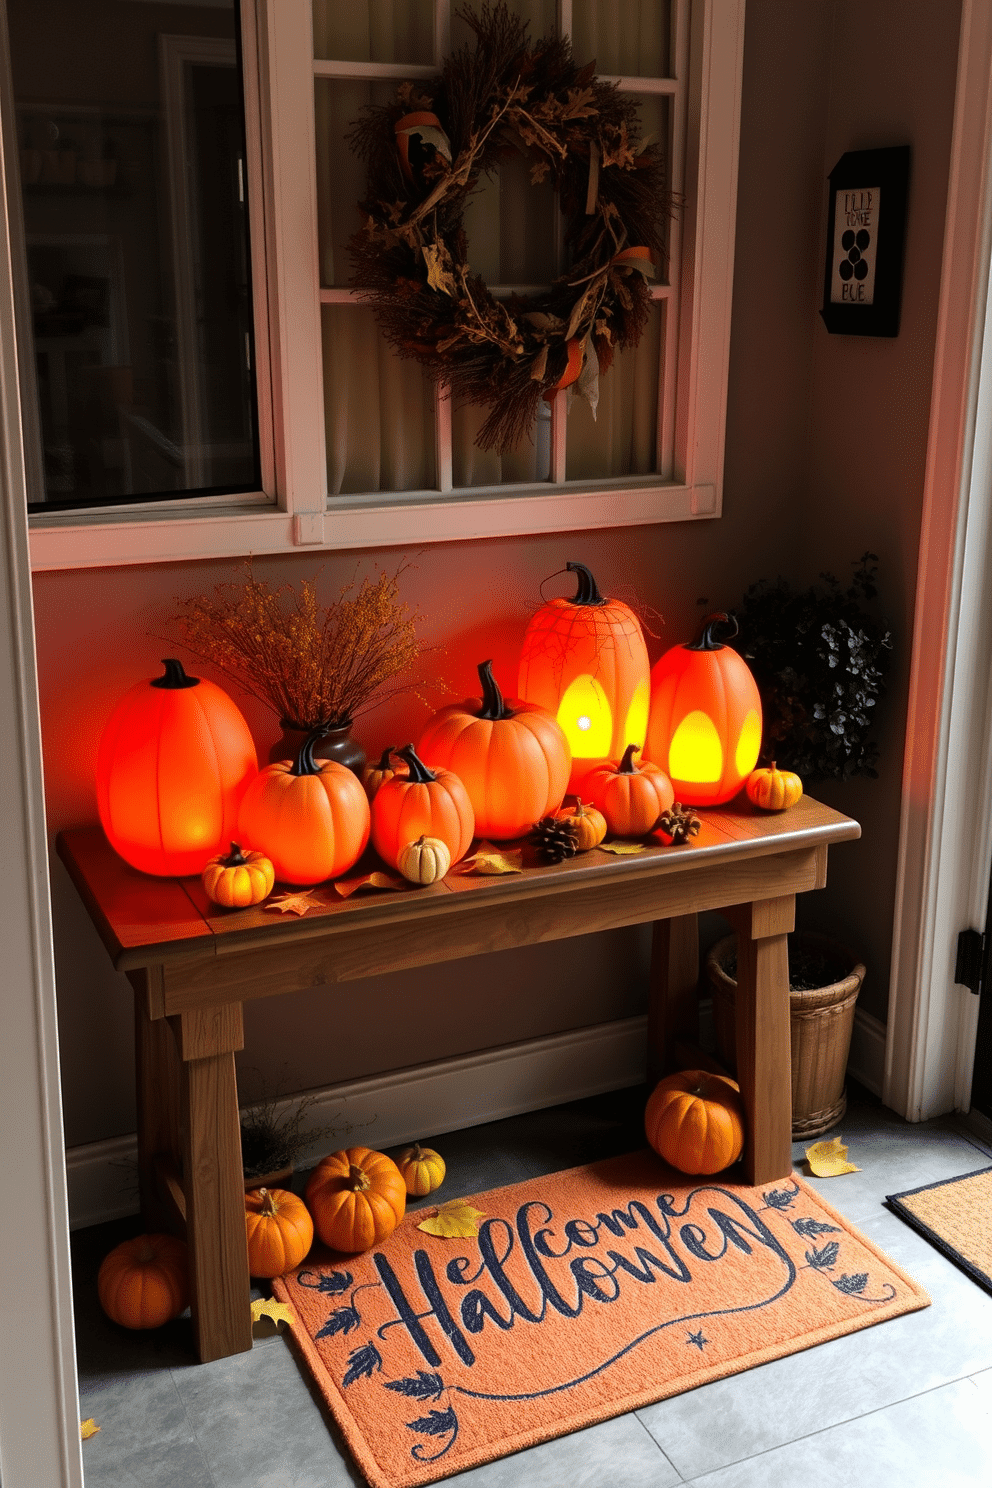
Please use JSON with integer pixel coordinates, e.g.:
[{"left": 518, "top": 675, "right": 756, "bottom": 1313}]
[{"left": 347, "top": 2, "right": 671, "bottom": 454}]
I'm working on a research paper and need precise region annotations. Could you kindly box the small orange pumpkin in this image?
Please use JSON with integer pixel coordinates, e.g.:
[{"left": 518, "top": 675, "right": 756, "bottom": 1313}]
[
  {"left": 201, "top": 842, "right": 275, "bottom": 908},
  {"left": 418, "top": 660, "right": 571, "bottom": 840},
  {"left": 371, "top": 744, "right": 474, "bottom": 869},
  {"left": 586, "top": 744, "right": 675, "bottom": 836},
  {"left": 645, "top": 1070, "right": 745, "bottom": 1175},
  {"left": 362, "top": 746, "right": 408, "bottom": 803},
  {"left": 305, "top": 1146, "right": 406, "bottom": 1253},
  {"left": 555, "top": 797, "right": 608, "bottom": 850},
  {"left": 395, "top": 1143, "right": 446, "bottom": 1196},
  {"left": 746, "top": 762, "right": 803, "bottom": 811},
  {"left": 245, "top": 1187, "right": 314, "bottom": 1278},
  {"left": 97, "top": 1233, "right": 190, "bottom": 1329},
  {"left": 238, "top": 729, "right": 371, "bottom": 885}
]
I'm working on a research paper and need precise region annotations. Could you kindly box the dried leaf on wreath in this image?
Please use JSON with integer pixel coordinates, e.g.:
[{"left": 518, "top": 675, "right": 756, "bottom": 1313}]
[
  {"left": 598, "top": 840, "right": 647, "bottom": 855},
  {"left": 417, "top": 1199, "right": 487, "bottom": 1238},
  {"left": 575, "top": 334, "right": 600, "bottom": 419},
  {"left": 265, "top": 889, "right": 327, "bottom": 917},
  {"left": 334, "top": 871, "right": 407, "bottom": 899},
  {"left": 457, "top": 842, "right": 523, "bottom": 875},
  {"left": 805, "top": 1136, "right": 860, "bottom": 1177},
  {"left": 422, "top": 242, "right": 457, "bottom": 296},
  {"left": 80, "top": 1419, "right": 100, "bottom": 1441},
  {"left": 396, "top": 82, "right": 434, "bottom": 112},
  {"left": 530, "top": 343, "right": 549, "bottom": 382},
  {"left": 529, "top": 158, "right": 551, "bottom": 186},
  {"left": 250, "top": 1296, "right": 295, "bottom": 1330}
]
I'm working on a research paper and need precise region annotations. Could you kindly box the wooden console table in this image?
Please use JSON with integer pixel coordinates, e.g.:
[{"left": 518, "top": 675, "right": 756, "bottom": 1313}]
[{"left": 57, "top": 795, "right": 859, "bottom": 1363}]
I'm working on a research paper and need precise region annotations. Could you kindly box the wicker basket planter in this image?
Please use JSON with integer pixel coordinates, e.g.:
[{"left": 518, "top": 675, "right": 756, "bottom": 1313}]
[{"left": 706, "top": 932, "right": 865, "bottom": 1139}]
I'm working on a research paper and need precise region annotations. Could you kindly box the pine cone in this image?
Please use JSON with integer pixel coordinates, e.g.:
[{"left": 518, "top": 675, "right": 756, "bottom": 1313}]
[
  {"left": 530, "top": 814, "right": 580, "bottom": 864},
  {"left": 657, "top": 802, "right": 701, "bottom": 846}
]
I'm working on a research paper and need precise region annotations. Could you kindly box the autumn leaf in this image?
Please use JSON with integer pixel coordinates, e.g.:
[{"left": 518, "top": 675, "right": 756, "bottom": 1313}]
[
  {"left": 250, "top": 1296, "right": 295, "bottom": 1329},
  {"left": 265, "top": 889, "right": 327, "bottom": 917},
  {"left": 80, "top": 1419, "right": 100, "bottom": 1441},
  {"left": 598, "top": 840, "right": 647, "bottom": 855},
  {"left": 805, "top": 1136, "right": 860, "bottom": 1177},
  {"left": 334, "top": 871, "right": 407, "bottom": 898},
  {"left": 423, "top": 242, "right": 457, "bottom": 296},
  {"left": 456, "top": 842, "right": 523, "bottom": 875},
  {"left": 417, "top": 1199, "right": 487, "bottom": 1238}
]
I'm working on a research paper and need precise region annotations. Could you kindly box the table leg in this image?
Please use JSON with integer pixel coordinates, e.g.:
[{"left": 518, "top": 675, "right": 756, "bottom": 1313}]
[
  {"left": 726, "top": 897, "right": 795, "bottom": 1186},
  {"left": 171, "top": 1003, "right": 252, "bottom": 1363},
  {"left": 647, "top": 912, "right": 700, "bottom": 1081},
  {"left": 130, "top": 970, "right": 181, "bottom": 1232}
]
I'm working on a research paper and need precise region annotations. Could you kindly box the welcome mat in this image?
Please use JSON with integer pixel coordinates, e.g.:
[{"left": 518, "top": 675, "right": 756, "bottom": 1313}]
[
  {"left": 273, "top": 1149, "right": 929, "bottom": 1488},
  {"left": 887, "top": 1164, "right": 992, "bottom": 1296}
]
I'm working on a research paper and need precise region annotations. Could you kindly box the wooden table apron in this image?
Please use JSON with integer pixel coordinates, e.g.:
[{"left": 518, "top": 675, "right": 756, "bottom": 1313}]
[{"left": 56, "top": 797, "right": 860, "bottom": 1364}]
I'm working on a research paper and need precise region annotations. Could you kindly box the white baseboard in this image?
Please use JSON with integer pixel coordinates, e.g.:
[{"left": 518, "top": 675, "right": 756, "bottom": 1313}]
[
  {"left": 846, "top": 1007, "right": 887, "bottom": 1097},
  {"left": 65, "top": 1015, "right": 650, "bottom": 1231}
]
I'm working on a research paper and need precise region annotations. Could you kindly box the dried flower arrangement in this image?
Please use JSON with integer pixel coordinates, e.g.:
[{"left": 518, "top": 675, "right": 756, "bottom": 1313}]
[
  {"left": 348, "top": 2, "right": 671, "bottom": 453},
  {"left": 171, "top": 561, "right": 433, "bottom": 732}
]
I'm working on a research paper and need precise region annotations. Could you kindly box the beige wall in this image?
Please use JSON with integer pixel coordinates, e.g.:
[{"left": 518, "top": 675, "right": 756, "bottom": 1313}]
[{"left": 32, "top": 0, "right": 958, "bottom": 1148}]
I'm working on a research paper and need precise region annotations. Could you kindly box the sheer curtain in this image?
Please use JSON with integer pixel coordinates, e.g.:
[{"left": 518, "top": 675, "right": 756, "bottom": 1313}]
[{"left": 315, "top": 0, "right": 670, "bottom": 496}]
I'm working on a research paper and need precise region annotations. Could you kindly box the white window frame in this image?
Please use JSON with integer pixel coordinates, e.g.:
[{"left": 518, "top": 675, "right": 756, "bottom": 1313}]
[{"left": 22, "top": 0, "right": 744, "bottom": 572}]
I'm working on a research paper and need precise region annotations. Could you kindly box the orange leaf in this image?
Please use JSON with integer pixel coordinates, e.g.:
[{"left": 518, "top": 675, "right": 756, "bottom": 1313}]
[{"left": 334, "top": 871, "right": 407, "bottom": 898}]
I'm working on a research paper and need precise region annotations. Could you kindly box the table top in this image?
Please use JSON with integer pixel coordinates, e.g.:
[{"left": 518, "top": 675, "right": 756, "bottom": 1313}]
[{"left": 56, "top": 797, "right": 860, "bottom": 974}]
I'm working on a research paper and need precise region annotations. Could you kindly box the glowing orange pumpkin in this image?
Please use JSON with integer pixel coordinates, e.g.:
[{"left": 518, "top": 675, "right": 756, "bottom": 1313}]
[
  {"left": 517, "top": 562, "right": 651, "bottom": 791},
  {"left": 237, "top": 729, "right": 370, "bottom": 884},
  {"left": 644, "top": 614, "right": 762, "bottom": 807},
  {"left": 370, "top": 744, "right": 475, "bottom": 869},
  {"left": 417, "top": 661, "right": 570, "bottom": 840},
  {"left": 97, "top": 658, "right": 257, "bottom": 877}
]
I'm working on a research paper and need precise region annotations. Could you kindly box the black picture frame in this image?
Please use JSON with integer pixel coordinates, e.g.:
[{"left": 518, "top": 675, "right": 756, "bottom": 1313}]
[{"left": 820, "top": 145, "right": 910, "bottom": 337}]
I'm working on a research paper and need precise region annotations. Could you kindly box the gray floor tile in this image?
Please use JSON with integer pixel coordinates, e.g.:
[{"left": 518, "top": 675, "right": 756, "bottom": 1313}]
[
  {"left": 80, "top": 1434, "right": 216, "bottom": 1488},
  {"left": 970, "top": 1367, "right": 992, "bottom": 1410},
  {"left": 790, "top": 1125, "right": 988, "bottom": 1222},
  {"left": 681, "top": 1379, "right": 992, "bottom": 1488},
  {"left": 76, "top": 1370, "right": 196, "bottom": 1463},
  {"left": 445, "top": 1412, "right": 681, "bottom": 1487}
]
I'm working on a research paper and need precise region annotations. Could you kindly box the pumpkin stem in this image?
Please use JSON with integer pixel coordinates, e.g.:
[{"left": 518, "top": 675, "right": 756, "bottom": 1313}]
[
  {"left": 410, "top": 1143, "right": 426, "bottom": 1160},
  {"left": 685, "top": 613, "right": 739, "bottom": 652},
  {"left": 397, "top": 743, "right": 437, "bottom": 784},
  {"left": 291, "top": 726, "right": 330, "bottom": 777},
  {"left": 476, "top": 659, "right": 514, "bottom": 720},
  {"left": 151, "top": 658, "right": 199, "bottom": 690},
  {"left": 347, "top": 1165, "right": 372, "bottom": 1192},
  {"left": 375, "top": 746, "right": 395, "bottom": 771},
  {"left": 223, "top": 842, "right": 249, "bottom": 866},
  {"left": 565, "top": 561, "right": 606, "bottom": 606},
  {"left": 618, "top": 743, "right": 640, "bottom": 774},
  {"left": 258, "top": 1188, "right": 277, "bottom": 1216}
]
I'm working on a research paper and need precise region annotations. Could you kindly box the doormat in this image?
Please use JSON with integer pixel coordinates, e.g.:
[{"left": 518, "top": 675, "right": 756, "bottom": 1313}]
[
  {"left": 886, "top": 1164, "right": 992, "bottom": 1296},
  {"left": 273, "top": 1149, "right": 930, "bottom": 1488}
]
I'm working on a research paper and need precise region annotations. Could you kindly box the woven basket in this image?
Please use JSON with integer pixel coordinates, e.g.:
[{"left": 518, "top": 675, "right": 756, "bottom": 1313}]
[{"left": 706, "top": 932, "right": 865, "bottom": 1140}]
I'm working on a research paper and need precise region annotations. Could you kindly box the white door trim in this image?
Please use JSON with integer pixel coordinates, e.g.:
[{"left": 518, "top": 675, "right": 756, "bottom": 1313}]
[
  {"left": 885, "top": 0, "right": 992, "bottom": 1121},
  {"left": 0, "top": 6, "right": 83, "bottom": 1483}
]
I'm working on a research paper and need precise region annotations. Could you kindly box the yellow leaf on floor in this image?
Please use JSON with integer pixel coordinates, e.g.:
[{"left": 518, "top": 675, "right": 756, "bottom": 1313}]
[
  {"left": 80, "top": 1419, "right": 100, "bottom": 1440},
  {"left": 417, "top": 1198, "right": 487, "bottom": 1238},
  {"left": 250, "top": 1296, "right": 295, "bottom": 1329},
  {"left": 805, "top": 1136, "right": 860, "bottom": 1176}
]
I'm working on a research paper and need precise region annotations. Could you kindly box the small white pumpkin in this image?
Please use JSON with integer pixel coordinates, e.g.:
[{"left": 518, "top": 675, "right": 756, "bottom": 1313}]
[{"left": 397, "top": 834, "right": 451, "bottom": 885}]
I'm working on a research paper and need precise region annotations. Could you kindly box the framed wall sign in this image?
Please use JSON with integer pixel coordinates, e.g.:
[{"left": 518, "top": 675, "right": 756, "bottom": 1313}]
[{"left": 820, "top": 145, "right": 910, "bottom": 337}]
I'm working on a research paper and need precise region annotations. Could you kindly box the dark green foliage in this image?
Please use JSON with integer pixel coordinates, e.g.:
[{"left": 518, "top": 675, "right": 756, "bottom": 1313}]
[{"left": 731, "top": 553, "right": 892, "bottom": 783}]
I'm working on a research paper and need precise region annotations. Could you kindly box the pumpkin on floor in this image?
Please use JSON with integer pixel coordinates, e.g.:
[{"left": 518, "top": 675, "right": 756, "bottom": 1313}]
[
  {"left": 395, "top": 1143, "right": 446, "bottom": 1196},
  {"left": 586, "top": 744, "right": 674, "bottom": 836},
  {"left": 201, "top": 842, "right": 274, "bottom": 908},
  {"left": 746, "top": 762, "right": 803, "bottom": 811},
  {"left": 245, "top": 1187, "right": 314, "bottom": 1278},
  {"left": 370, "top": 744, "right": 474, "bottom": 870},
  {"left": 645, "top": 1070, "right": 745, "bottom": 1175},
  {"left": 237, "top": 728, "right": 371, "bottom": 885},
  {"left": 97, "top": 1233, "right": 190, "bottom": 1329},
  {"left": 305, "top": 1147, "right": 406, "bottom": 1252}
]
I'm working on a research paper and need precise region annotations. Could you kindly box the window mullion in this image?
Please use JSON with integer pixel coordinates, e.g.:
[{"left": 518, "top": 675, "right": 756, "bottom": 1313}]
[{"left": 240, "top": 0, "right": 277, "bottom": 498}]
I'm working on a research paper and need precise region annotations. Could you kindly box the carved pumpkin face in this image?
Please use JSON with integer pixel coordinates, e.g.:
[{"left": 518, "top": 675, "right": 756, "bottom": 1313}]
[
  {"left": 644, "top": 614, "right": 762, "bottom": 807},
  {"left": 517, "top": 562, "right": 651, "bottom": 791}
]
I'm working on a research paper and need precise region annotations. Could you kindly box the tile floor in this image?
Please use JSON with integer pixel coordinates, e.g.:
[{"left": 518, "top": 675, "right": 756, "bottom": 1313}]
[{"left": 71, "top": 1082, "right": 992, "bottom": 1487}]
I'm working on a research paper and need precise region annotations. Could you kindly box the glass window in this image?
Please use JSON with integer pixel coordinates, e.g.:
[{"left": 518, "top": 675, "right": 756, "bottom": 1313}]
[{"left": 8, "top": 0, "right": 260, "bottom": 510}]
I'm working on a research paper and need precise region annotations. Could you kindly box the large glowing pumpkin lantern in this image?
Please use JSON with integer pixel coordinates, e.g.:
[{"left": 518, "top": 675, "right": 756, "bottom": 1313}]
[
  {"left": 97, "top": 659, "right": 257, "bottom": 876},
  {"left": 644, "top": 614, "right": 762, "bottom": 806},
  {"left": 517, "top": 562, "right": 651, "bottom": 791}
]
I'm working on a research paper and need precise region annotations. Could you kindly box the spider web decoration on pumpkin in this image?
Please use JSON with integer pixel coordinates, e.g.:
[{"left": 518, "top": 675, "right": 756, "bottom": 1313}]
[
  {"left": 520, "top": 597, "right": 648, "bottom": 692},
  {"left": 346, "top": 2, "right": 672, "bottom": 455}
]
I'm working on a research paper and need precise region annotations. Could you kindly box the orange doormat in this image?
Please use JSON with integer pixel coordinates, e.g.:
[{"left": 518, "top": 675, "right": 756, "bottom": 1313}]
[{"left": 273, "top": 1149, "right": 929, "bottom": 1488}]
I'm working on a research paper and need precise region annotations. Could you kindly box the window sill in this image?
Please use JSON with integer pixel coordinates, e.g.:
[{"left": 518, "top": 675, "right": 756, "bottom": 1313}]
[{"left": 27, "top": 481, "right": 718, "bottom": 572}]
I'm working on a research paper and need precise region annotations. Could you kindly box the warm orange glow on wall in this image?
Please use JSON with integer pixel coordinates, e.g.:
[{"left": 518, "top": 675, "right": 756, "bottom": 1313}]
[
  {"left": 517, "top": 562, "right": 651, "bottom": 790},
  {"left": 96, "top": 658, "right": 257, "bottom": 876},
  {"left": 644, "top": 614, "right": 763, "bottom": 806}
]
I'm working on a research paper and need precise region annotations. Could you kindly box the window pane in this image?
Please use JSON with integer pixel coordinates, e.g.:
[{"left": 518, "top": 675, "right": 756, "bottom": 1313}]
[
  {"left": 313, "top": 0, "right": 434, "bottom": 66},
  {"left": 571, "top": 0, "right": 672, "bottom": 77},
  {"left": 323, "top": 306, "right": 435, "bottom": 495},
  {"left": 9, "top": 0, "right": 259, "bottom": 510},
  {"left": 450, "top": 1, "right": 557, "bottom": 50},
  {"left": 461, "top": 150, "right": 557, "bottom": 287},
  {"left": 452, "top": 399, "right": 550, "bottom": 487},
  {"left": 565, "top": 301, "right": 661, "bottom": 480}
]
